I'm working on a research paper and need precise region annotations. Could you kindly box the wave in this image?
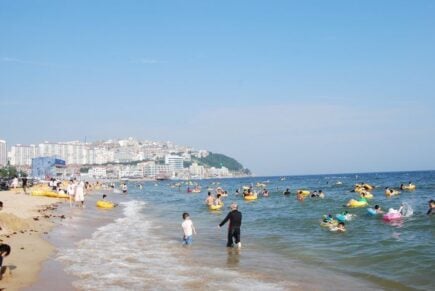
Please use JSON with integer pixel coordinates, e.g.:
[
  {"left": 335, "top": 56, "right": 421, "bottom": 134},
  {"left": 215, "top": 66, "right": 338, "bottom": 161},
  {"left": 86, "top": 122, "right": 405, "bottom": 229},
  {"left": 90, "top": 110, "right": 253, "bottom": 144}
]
[{"left": 57, "top": 200, "right": 286, "bottom": 290}]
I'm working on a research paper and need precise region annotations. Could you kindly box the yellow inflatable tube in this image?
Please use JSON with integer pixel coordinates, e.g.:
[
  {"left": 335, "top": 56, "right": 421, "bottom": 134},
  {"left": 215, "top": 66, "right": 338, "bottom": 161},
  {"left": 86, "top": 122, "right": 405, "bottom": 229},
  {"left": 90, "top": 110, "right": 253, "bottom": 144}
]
[
  {"left": 209, "top": 203, "right": 224, "bottom": 210},
  {"left": 244, "top": 194, "right": 258, "bottom": 201},
  {"left": 347, "top": 199, "right": 368, "bottom": 208},
  {"left": 96, "top": 200, "right": 115, "bottom": 208},
  {"left": 402, "top": 185, "right": 416, "bottom": 191},
  {"left": 361, "top": 192, "right": 374, "bottom": 199},
  {"left": 31, "top": 190, "right": 69, "bottom": 198},
  {"left": 297, "top": 190, "right": 310, "bottom": 196}
]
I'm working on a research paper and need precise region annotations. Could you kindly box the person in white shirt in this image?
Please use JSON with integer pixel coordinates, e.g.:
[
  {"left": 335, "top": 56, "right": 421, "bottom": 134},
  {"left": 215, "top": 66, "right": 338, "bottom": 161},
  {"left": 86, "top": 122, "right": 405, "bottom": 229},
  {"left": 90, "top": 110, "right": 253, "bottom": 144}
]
[
  {"left": 181, "top": 212, "right": 196, "bottom": 245},
  {"left": 11, "top": 177, "right": 19, "bottom": 192},
  {"left": 67, "top": 179, "right": 76, "bottom": 207},
  {"left": 75, "top": 181, "right": 85, "bottom": 208}
]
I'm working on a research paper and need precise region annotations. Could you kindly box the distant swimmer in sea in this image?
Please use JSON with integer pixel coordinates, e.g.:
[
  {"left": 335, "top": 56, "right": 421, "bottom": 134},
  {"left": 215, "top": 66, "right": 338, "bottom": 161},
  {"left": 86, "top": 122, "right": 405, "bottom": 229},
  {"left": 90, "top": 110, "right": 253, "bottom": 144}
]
[
  {"left": 427, "top": 200, "right": 435, "bottom": 215},
  {"left": 262, "top": 189, "right": 269, "bottom": 197},
  {"left": 121, "top": 183, "right": 128, "bottom": 194},
  {"left": 205, "top": 192, "right": 214, "bottom": 206},
  {"left": 318, "top": 190, "right": 325, "bottom": 199},
  {"left": 283, "top": 188, "right": 290, "bottom": 195},
  {"left": 374, "top": 205, "right": 384, "bottom": 214},
  {"left": 214, "top": 193, "right": 223, "bottom": 206},
  {"left": 330, "top": 222, "right": 346, "bottom": 233}
]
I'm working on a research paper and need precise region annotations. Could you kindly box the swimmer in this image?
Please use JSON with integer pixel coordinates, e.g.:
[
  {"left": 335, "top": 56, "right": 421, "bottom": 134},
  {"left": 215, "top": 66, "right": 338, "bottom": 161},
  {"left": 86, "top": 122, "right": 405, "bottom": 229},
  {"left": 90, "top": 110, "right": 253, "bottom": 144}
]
[
  {"left": 374, "top": 205, "right": 384, "bottom": 214},
  {"left": 205, "top": 192, "right": 214, "bottom": 206},
  {"left": 427, "top": 199, "right": 435, "bottom": 215},
  {"left": 283, "top": 188, "right": 291, "bottom": 195}
]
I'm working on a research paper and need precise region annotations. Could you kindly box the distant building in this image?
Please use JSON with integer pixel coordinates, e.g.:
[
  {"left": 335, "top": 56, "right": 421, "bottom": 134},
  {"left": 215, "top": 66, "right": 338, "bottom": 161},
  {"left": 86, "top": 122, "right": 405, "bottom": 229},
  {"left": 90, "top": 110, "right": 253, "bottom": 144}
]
[
  {"left": 189, "top": 162, "right": 205, "bottom": 178},
  {"left": 10, "top": 144, "right": 38, "bottom": 166},
  {"left": 88, "top": 167, "right": 107, "bottom": 178},
  {"left": 165, "top": 154, "right": 184, "bottom": 171},
  {"left": 118, "top": 165, "right": 143, "bottom": 178},
  {"left": 38, "top": 141, "right": 90, "bottom": 165},
  {"left": 31, "top": 156, "right": 66, "bottom": 179},
  {"left": 0, "top": 140, "right": 6, "bottom": 166}
]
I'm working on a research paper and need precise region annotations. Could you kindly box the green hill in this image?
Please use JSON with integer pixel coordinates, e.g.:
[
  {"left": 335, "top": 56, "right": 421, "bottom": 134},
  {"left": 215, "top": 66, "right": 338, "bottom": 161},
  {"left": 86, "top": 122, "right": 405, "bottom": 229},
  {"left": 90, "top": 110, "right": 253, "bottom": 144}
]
[{"left": 192, "top": 152, "right": 251, "bottom": 174}]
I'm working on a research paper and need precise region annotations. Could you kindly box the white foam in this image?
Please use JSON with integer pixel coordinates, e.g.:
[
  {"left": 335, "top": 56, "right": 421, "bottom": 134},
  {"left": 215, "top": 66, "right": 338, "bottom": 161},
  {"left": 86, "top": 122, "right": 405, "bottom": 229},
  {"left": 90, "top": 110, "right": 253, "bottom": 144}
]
[{"left": 57, "top": 200, "right": 286, "bottom": 290}]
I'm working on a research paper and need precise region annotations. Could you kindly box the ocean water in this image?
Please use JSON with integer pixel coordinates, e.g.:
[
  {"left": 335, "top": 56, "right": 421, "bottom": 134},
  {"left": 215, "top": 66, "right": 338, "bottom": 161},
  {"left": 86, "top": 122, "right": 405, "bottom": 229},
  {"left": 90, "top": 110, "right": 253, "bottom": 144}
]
[{"left": 57, "top": 171, "right": 435, "bottom": 290}]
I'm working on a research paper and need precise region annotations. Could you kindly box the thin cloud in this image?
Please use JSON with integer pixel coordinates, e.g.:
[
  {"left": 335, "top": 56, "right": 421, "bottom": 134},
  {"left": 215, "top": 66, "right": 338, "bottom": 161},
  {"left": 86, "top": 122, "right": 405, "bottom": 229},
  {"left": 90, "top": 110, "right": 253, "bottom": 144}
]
[
  {"left": 1, "top": 57, "right": 68, "bottom": 69},
  {"left": 1, "top": 57, "right": 53, "bottom": 67}
]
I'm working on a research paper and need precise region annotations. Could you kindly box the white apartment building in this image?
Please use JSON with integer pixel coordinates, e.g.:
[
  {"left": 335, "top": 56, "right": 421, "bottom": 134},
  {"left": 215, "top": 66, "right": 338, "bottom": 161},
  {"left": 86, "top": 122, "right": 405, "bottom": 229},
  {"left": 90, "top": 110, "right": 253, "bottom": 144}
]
[
  {"left": 9, "top": 144, "right": 38, "bottom": 166},
  {"left": 88, "top": 167, "right": 107, "bottom": 178},
  {"left": 38, "top": 141, "right": 90, "bottom": 165},
  {"left": 118, "top": 165, "right": 143, "bottom": 178},
  {"left": 143, "top": 161, "right": 156, "bottom": 177},
  {"left": 114, "top": 147, "right": 136, "bottom": 163},
  {"left": 181, "top": 153, "right": 191, "bottom": 162},
  {"left": 93, "top": 147, "right": 113, "bottom": 164},
  {"left": 0, "top": 140, "right": 6, "bottom": 166},
  {"left": 165, "top": 154, "right": 184, "bottom": 171},
  {"left": 143, "top": 162, "right": 172, "bottom": 178},
  {"left": 189, "top": 162, "right": 205, "bottom": 178},
  {"left": 207, "top": 166, "right": 231, "bottom": 177}
]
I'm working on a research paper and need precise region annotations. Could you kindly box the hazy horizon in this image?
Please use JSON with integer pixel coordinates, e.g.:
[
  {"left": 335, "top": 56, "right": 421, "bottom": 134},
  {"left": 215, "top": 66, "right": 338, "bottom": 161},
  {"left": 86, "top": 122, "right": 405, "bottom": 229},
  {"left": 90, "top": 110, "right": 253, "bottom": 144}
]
[{"left": 1, "top": 1, "right": 435, "bottom": 176}]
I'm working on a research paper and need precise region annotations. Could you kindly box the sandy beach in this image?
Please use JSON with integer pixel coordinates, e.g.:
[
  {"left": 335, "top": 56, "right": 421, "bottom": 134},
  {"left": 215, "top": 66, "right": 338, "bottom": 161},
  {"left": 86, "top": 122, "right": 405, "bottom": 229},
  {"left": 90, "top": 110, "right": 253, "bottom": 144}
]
[{"left": 0, "top": 189, "right": 65, "bottom": 290}]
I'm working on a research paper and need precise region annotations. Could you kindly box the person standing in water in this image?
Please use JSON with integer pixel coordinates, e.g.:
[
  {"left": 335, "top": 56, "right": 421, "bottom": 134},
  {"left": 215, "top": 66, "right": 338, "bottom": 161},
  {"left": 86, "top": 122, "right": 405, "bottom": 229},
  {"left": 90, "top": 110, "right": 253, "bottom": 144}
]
[
  {"left": 75, "top": 181, "right": 85, "bottom": 208},
  {"left": 218, "top": 203, "right": 242, "bottom": 248},
  {"left": 181, "top": 212, "right": 196, "bottom": 245}
]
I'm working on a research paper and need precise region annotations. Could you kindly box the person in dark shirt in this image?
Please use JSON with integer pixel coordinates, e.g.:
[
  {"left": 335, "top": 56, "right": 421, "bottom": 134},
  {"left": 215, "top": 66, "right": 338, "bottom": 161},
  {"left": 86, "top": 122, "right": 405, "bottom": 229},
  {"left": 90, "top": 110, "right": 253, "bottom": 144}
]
[
  {"left": 218, "top": 203, "right": 242, "bottom": 248},
  {"left": 22, "top": 177, "right": 28, "bottom": 194},
  {"left": 427, "top": 200, "right": 435, "bottom": 215},
  {"left": 0, "top": 243, "right": 11, "bottom": 276}
]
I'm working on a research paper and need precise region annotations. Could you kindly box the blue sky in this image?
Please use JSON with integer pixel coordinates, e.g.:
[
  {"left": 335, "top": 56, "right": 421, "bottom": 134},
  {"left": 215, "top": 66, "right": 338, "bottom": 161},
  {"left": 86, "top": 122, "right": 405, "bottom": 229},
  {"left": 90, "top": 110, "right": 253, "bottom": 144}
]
[{"left": 1, "top": 0, "right": 435, "bottom": 175}]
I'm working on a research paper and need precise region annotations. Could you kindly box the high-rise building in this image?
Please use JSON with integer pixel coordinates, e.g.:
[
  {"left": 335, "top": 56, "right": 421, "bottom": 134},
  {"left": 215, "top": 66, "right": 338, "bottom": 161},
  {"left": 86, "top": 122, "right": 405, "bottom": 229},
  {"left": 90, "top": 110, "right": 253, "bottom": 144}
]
[
  {"left": 10, "top": 144, "right": 38, "bottom": 166},
  {"left": 38, "top": 141, "right": 91, "bottom": 165},
  {"left": 165, "top": 154, "right": 184, "bottom": 171},
  {"left": 0, "top": 140, "right": 7, "bottom": 166}
]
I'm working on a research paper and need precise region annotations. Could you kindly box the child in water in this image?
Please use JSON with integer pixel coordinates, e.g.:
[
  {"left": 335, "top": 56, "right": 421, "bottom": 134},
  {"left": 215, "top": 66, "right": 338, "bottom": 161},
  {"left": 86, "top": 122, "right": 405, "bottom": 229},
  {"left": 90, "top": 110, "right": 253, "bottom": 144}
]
[
  {"left": 330, "top": 222, "right": 346, "bottom": 232},
  {"left": 214, "top": 193, "right": 223, "bottom": 206},
  {"left": 374, "top": 205, "right": 384, "bottom": 214},
  {"left": 181, "top": 212, "right": 196, "bottom": 245}
]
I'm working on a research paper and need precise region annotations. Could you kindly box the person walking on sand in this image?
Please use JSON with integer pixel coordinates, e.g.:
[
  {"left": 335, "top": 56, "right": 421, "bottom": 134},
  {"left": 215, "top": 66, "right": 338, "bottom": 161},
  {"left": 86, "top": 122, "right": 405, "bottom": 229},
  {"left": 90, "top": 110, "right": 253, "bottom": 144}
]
[
  {"left": 11, "top": 176, "right": 19, "bottom": 193},
  {"left": 22, "top": 176, "right": 28, "bottom": 194},
  {"left": 218, "top": 203, "right": 242, "bottom": 248}
]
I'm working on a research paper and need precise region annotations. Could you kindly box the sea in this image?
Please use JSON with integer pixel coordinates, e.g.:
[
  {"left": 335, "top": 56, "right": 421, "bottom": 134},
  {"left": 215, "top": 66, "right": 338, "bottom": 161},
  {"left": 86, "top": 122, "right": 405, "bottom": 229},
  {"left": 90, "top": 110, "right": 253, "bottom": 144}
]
[{"left": 44, "top": 171, "right": 435, "bottom": 290}]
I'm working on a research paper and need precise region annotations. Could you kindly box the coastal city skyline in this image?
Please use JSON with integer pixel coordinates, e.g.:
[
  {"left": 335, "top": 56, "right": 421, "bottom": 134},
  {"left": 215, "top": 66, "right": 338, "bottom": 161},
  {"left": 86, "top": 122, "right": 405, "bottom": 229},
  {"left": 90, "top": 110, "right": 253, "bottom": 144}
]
[
  {"left": 0, "top": 136, "right": 245, "bottom": 179},
  {"left": 2, "top": 1, "right": 435, "bottom": 176}
]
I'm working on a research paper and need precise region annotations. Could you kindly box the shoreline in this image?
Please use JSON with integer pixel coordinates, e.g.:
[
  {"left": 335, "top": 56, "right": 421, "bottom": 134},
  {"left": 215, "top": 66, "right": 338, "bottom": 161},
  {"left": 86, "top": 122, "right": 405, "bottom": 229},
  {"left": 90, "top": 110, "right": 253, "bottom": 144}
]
[
  {"left": 25, "top": 189, "right": 124, "bottom": 291},
  {"left": 0, "top": 190, "right": 65, "bottom": 290}
]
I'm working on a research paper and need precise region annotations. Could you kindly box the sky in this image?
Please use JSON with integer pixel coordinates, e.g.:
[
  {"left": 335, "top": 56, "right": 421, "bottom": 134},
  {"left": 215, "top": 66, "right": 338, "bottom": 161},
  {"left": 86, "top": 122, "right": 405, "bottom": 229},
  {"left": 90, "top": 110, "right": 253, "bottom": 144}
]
[{"left": 1, "top": 0, "right": 435, "bottom": 176}]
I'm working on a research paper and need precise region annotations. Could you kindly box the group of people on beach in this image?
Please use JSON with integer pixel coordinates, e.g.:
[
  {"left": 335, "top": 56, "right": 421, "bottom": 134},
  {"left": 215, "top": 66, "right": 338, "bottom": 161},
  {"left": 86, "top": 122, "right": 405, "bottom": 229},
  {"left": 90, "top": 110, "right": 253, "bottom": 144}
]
[{"left": 66, "top": 179, "right": 87, "bottom": 208}]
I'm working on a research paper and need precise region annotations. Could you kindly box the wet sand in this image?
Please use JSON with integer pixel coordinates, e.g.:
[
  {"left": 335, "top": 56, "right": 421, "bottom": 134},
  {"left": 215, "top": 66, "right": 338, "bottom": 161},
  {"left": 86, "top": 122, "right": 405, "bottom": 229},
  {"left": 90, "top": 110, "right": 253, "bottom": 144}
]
[
  {"left": 0, "top": 190, "right": 64, "bottom": 290},
  {"left": 25, "top": 191, "right": 122, "bottom": 291}
]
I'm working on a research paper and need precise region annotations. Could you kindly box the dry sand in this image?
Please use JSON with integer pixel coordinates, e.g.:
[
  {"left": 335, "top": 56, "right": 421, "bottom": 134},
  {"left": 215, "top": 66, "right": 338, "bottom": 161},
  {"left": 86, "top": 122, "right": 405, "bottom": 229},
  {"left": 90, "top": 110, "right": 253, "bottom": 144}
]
[{"left": 0, "top": 190, "right": 67, "bottom": 290}]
